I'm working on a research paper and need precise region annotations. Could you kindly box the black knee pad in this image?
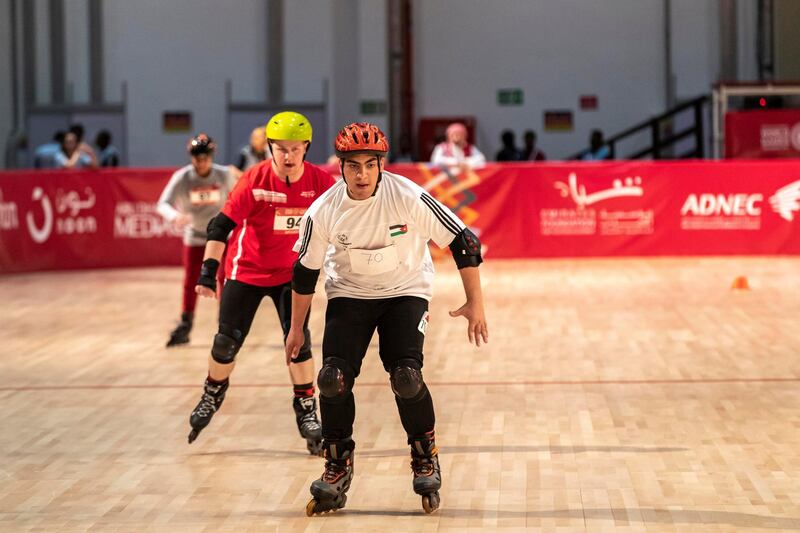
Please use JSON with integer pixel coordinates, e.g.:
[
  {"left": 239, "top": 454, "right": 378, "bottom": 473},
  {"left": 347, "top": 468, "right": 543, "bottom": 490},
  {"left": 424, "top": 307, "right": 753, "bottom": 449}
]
[
  {"left": 211, "top": 324, "right": 243, "bottom": 364},
  {"left": 390, "top": 360, "right": 424, "bottom": 399},
  {"left": 317, "top": 357, "right": 353, "bottom": 398}
]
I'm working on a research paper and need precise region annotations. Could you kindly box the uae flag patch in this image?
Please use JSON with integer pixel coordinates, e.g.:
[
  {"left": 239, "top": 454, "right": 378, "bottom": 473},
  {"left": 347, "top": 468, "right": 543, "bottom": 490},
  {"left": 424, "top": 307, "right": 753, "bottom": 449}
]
[{"left": 389, "top": 224, "right": 408, "bottom": 237}]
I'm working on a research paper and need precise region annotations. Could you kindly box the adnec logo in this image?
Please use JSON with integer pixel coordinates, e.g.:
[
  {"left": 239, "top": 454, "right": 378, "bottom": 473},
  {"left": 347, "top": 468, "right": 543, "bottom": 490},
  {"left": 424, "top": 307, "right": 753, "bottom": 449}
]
[
  {"left": 26, "top": 187, "right": 54, "bottom": 243},
  {"left": 769, "top": 179, "right": 800, "bottom": 221},
  {"left": 681, "top": 193, "right": 762, "bottom": 216}
]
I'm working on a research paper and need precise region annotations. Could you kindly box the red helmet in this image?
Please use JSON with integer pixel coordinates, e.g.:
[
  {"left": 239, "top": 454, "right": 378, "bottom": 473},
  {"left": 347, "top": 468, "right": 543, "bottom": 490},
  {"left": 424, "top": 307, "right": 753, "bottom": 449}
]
[
  {"left": 188, "top": 133, "right": 216, "bottom": 156},
  {"left": 334, "top": 122, "right": 389, "bottom": 158}
]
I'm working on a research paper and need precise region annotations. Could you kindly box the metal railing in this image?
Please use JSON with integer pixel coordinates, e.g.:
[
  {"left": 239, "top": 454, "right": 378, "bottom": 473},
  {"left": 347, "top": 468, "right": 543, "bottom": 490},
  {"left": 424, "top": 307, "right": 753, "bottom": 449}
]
[{"left": 570, "top": 95, "right": 709, "bottom": 160}]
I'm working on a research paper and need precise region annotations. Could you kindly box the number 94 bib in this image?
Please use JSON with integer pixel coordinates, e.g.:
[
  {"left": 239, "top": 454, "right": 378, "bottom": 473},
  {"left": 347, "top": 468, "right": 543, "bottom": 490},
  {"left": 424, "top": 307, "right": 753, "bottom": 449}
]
[{"left": 273, "top": 207, "right": 305, "bottom": 234}]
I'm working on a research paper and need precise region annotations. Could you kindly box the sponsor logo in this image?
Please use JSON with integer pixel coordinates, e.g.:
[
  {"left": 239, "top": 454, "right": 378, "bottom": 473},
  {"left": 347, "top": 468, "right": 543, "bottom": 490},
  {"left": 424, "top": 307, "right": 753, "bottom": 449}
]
[
  {"left": 759, "top": 122, "right": 800, "bottom": 151},
  {"left": 769, "top": 179, "right": 800, "bottom": 222},
  {"left": 0, "top": 189, "right": 19, "bottom": 231},
  {"left": 541, "top": 173, "right": 653, "bottom": 236},
  {"left": 760, "top": 125, "right": 790, "bottom": 151},
  {"left": 26, "top": 187, "right": 54, "bottom": 243},
  {"left": 114, "top": 202, "right": 182, "bottom": 238},
  {"left": 680, "top": 193, "right": 762, "bottom": 231},
  {"left": 681, "top": 193, "right": 762, "bottom": 216},
  {"left": 300, "top": 190, "right": 316, "bottom": 198},
  {"left": 25, "top": 187, "right": 98, "bottom": 243},
  {"left": 792, "top": 123, "right": 800, "bottom": 151},
  {"left": 555, "top": 172, "right": 643, "bottom": 209}
]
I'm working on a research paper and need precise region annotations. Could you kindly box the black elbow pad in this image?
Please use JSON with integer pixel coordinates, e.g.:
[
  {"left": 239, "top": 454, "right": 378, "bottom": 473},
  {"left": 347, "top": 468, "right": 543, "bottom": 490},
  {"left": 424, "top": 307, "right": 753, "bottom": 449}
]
[
  {"left": 206, "top": 212, "right": 237, "bottom": 242},
  {"left": 449, "top": 228, "right": 483, "bottom": 269},
  {"left": 292, "top": 260, "right": 320, "bottom": 294}
]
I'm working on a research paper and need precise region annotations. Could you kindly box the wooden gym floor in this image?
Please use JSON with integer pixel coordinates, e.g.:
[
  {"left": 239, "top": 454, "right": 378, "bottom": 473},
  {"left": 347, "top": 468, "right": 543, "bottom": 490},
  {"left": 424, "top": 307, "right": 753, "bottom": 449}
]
[{"left": 1, "top": 257, "right": 799, "bottom": 532}]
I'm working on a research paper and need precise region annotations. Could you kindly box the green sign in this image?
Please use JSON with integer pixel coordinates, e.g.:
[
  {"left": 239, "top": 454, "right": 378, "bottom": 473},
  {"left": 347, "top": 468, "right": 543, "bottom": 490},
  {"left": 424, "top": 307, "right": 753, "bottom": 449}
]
[
  {"left": 360, "top": 100, "right": 387, "bottom": 115},
  {"left": 497, "top": 88, "right": 523, "bottom": 106}
]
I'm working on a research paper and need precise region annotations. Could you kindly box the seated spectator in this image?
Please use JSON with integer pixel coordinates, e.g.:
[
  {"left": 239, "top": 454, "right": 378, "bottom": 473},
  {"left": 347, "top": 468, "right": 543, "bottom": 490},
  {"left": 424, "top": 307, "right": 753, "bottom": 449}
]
[
  {"left": 236, "top": 126, "right": 270, "bottom": 171},
  {"left": 430, "top": 122, "right": 486, "bottom": 170},
  {"left": 522, "top": 130, "right": 546, "bottom": 161},
  {"left": 582, "top": 129, "right": 611, "bottom": 161},
  {"left": 69, "top": 123, "right": 98, "bottom": 167},
  {"left": 95, "top": 130, "right": 121, "bottom": 167},
  {"left": 33, "top": 131, "right": 66, "bottom": 168},
  {"left": 54, "top": 132, "right": 93, "bottom": 168},
  {"left": 495, "top": 130, "right": 523, "bottom": 161}
]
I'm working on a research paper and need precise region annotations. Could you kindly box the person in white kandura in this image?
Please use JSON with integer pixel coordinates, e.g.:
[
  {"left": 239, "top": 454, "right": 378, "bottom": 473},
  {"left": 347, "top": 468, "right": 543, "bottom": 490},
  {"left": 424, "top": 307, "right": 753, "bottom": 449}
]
[
  {"left": 429, "top": 122, "right": 486, "bottom": 171},
  {"left": 285, "top": 122, "right": 489, "bottom": 516}
]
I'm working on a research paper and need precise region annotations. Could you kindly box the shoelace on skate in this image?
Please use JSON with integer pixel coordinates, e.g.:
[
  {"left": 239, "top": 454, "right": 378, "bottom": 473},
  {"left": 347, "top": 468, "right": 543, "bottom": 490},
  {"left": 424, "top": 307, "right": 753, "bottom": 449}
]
[
  {"left": 411, "top": 456, "right": 436, "bottom": 476},
  {"left": 322, "top": 461, "right": 349, "bottom": 483},
  {"left": 299, "top": 411, "right": 320, "bottom": 431},
  {"left": 194, "top": 393, "right": 219, "bottom": 417}
]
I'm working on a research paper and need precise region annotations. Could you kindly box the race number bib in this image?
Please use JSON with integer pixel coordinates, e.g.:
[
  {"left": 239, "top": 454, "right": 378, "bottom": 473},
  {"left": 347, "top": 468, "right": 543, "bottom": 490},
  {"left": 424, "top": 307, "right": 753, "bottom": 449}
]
[
  {"left": 273, "top": 207, "right": 305, "bottom": 234},
  {"left": 190, "top": 186, "right": 221, "bottom": 206},
  {"left": 348, "top": 244, "right": 399, "bottom": 275}
]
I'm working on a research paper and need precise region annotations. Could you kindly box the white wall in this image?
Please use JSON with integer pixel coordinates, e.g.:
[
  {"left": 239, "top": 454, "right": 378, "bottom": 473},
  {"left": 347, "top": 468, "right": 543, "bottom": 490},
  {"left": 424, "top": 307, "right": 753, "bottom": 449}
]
[
  {"left": 64, "top": 0, "right": 89, "bottom": 104},
  {"left": 413, "top": 0, "right": 721, "bottom": 160},
  {"left": 0, "top": 0, "right": 13, "bottom": 168},
  {"left": 736, "top": 0, "right": 759, "bottom": 81},
  {"left": 20, "top": 0, "right": 731, "bottom": 166},
  {"left": 34, "top": 0, "right": 51, "bottom": 106},
  {"left": 284, "top": 0, "right": 331, "bottom": 104},
  {"left": 672, "top": 0, "right": 720, "bottom": 100},
  {"left": 103, "top": 0, "right": 267, "bottom": 166},
  {"left": 357, "top": 0, "right": 388, "bottom": 133}
]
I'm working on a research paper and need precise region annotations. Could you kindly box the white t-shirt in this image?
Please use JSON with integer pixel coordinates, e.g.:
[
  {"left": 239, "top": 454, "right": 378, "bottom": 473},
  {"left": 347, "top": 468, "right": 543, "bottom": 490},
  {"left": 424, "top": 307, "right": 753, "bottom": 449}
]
[{"left": 294, "top": 170, "right": 466, "bottom": 300}]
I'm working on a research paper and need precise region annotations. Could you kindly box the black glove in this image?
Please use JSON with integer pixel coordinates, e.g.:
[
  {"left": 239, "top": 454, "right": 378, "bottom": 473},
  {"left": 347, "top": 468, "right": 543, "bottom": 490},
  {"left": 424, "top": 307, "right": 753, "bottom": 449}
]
[{"left": 197, "top": 258, "right": 220, "bottom": 291}]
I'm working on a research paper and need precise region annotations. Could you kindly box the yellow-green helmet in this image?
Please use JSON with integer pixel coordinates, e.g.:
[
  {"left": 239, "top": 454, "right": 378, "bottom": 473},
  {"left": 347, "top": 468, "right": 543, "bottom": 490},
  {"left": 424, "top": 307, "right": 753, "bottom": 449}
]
[{"left": 265, "top": 111, "right": 313, "bottom": 142}]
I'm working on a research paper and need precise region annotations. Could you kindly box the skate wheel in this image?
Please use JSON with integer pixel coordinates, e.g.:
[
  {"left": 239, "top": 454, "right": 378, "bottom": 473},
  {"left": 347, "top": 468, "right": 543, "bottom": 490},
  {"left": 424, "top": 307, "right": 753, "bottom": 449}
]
[
  {"left": 422, "top": 492, "right": 440, "bottom": 514},
  {"left": 188, "top": 429, "right": 199, "bottom": 444},
  {"left": 305, "top": 498, "right": 317, "bottom": 517}
]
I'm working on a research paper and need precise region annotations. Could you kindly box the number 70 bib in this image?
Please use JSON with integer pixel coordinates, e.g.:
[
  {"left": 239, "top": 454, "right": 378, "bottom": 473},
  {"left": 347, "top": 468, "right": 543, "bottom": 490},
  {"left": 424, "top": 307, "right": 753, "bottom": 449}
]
[{"left": 348, "top": 243, "right": 399, "bottom": 275}]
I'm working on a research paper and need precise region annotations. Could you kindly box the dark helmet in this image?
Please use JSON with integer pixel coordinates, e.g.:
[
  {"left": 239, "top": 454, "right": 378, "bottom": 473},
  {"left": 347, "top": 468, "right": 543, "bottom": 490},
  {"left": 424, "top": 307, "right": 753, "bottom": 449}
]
[{"left": 187, "top": 133, "right": 216, "bottom": 156}]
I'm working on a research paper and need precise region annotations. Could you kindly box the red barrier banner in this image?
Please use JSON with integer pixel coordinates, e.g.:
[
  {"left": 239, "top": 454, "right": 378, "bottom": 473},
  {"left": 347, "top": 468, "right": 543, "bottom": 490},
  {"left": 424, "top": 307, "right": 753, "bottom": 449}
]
[
  {"left": 0, "top": 168, "right": 182, "bottom": 273},
  {"left": 2, "top": 161, "right": 800, "bottom": 273},
  {"left": 725, "top": 109, "right": 800, "bottom": 159},
  {"left": 396, "top": 160, "right": 800, "bottom": 258}
]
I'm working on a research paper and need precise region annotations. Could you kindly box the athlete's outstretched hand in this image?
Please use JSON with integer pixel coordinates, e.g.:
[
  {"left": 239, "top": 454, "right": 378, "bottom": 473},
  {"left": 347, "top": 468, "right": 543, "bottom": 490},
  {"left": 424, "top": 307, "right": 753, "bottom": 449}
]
[
  {"left": 285, "top": 327, "right": 306, "bottom": 365},
  {"left": 449, "top": 300, "right": 489, "bottom": 347}
]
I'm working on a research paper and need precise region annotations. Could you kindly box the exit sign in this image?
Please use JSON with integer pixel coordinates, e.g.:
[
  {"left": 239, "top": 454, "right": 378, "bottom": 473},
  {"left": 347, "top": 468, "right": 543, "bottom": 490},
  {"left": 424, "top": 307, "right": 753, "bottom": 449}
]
[
  {"left": 360, "top": 100, "right": 387, "bottom": 115},
  {"left": 497, "top": 88, "right": 523, "bottom": 106}
]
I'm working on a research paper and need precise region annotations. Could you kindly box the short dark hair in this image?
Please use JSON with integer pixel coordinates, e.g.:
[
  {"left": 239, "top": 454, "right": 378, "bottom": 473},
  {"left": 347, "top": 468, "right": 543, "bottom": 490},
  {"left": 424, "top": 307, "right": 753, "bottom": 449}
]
[
  {"left": 95, "top": 130, "right": 112, "bottom": 149},
  {"left": 69, "top": 123, "right": 85, "bottom": 142}
]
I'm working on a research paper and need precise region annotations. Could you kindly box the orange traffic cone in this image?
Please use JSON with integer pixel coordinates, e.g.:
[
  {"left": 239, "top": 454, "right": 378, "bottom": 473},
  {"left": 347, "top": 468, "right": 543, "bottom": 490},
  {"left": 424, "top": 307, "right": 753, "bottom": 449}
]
[{"left": 731, "top": 276, "right": 750, "bottom": 290}]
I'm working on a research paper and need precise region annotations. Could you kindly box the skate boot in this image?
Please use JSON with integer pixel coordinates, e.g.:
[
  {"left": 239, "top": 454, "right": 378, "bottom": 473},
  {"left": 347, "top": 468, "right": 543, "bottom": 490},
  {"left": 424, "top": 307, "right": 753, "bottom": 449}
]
[
  {"left": 410, "top": 435, "right": 441, "bottom": 514},
  {"left": 187, "top": 377, "right": 228, "bottom": 443},
  {"left": 306, "top": 440, "right": 355, "bottom": 516},
  {"left": 293, "top": 396, "right": 323, "bottom": 455},
  {"left": 166, "top": 312, "right": 193, "bottom": 347}
]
